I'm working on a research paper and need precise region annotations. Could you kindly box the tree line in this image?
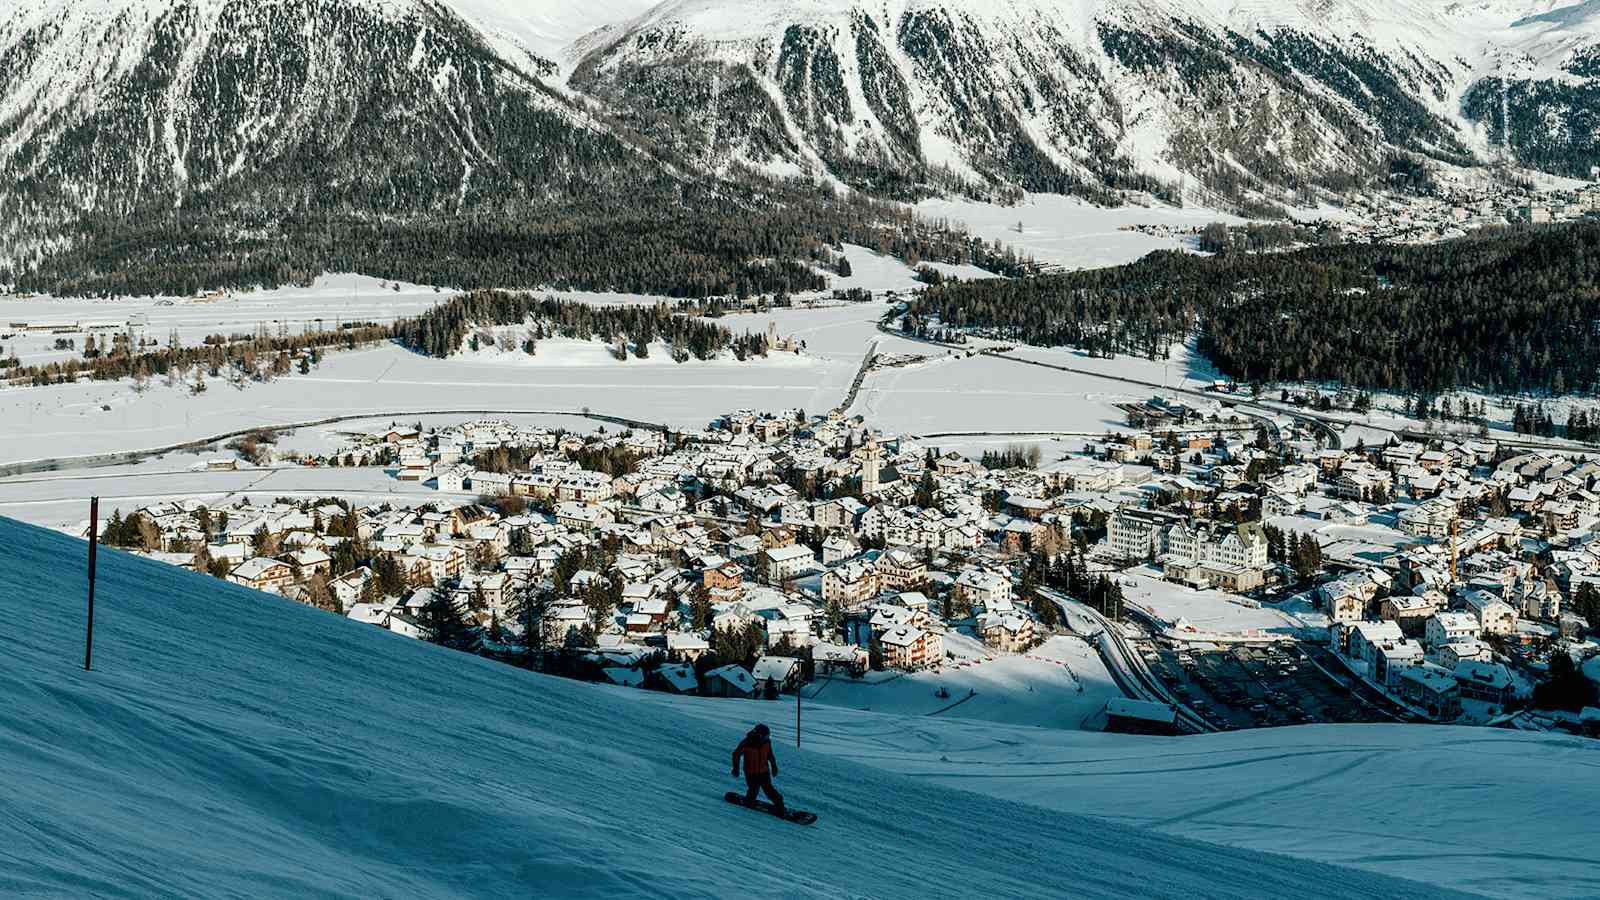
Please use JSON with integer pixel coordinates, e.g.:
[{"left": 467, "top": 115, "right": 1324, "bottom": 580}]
[
  {"left": 913, "top": 222, "right": 1600, "bottom": 396},
  {"left": 395, "top": 291, "right": 761, "bottom": 362}
]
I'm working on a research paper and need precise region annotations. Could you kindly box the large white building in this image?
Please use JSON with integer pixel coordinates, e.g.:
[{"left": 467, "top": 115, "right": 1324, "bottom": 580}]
[
  {"left": 763, "top": 544, "right": 816, "bottom": 585},
  {"left": 1107, "top": 507, "right": 1187, "bottom": 561},
  {"left": 1166, "top": 522, "right": 1268, "bottom": 570}
]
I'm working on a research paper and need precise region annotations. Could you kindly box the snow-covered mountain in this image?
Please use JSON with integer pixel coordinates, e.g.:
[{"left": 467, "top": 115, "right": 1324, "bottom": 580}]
[
  {"left": 2, "top": 0, "right": 1599, "bottom": 287},
  {"left": 0, "top": 514, "right": 1495, "bottom": 897},
  {"left": 0, "top": 0, "right": 653, "bottom": 267},
  {"left": 570, "top": 0, "right": 1600, "bottom": 204}
]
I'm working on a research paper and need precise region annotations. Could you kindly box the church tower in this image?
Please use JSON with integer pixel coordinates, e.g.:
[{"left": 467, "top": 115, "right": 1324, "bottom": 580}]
[{"left": 861, "top": 435, "right": 882, "bottom": 496}]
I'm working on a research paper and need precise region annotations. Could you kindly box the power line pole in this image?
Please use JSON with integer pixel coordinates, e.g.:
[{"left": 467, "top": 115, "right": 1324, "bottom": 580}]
[{"left": 85, "top": 496, "right": 100, "bottom": 671}]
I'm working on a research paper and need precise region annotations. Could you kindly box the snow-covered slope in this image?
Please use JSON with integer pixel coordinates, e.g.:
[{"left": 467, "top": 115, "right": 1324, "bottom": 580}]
[
  {"left": 0, "top": 515, "right": 1482, "bottom": 898},
  {"left": 684, "top": 696, "right": 1600, "bottom": 900},
  {"left": 571, "top": 0, "right": 1600, "bottom": 203}
]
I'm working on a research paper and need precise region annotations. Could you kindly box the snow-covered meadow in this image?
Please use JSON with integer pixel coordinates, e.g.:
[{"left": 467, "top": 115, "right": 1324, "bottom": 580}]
[{"left": 916, "top": 193, "right": 1244, "bottom": 270}]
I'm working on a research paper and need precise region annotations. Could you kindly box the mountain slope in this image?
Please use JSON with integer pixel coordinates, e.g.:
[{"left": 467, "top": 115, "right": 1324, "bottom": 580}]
[
  {"left": 571, "top": 0, "right": 1600, "bottom": 206},
  {"left": 0, "top": 515, "right": 1480, "bottom": 898},
  {"left": 683, "top": 693, "right": 1600, "bottom": 899}
]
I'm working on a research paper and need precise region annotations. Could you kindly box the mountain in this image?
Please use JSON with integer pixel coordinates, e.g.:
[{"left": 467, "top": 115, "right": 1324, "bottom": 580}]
[
  {"left": 0, "top": 513, "right": 1484, "bottom": 898},
  {"left": 3, "top": 0, "right": 1599, "bottom": 296},
  {"left": 571, "top": 0, "right": 1600, "bottom": 208}
]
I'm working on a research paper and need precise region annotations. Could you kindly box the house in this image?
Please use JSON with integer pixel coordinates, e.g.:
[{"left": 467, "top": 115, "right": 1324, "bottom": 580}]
[
  {"left": 751, "top": 656, "right": 802, "bottom": 696},
  {"left": 875, "top": 549, "right": 927, "bottom": 591},
  {"left": 1462, "top": 591, "right": 1518, "bottom": 636},
  {"left": 821, "top": 533, "right": 859, "bottom": 565},
  {"left": 878, "top": 625, "right": 942, "bottom": 670},
  {"left": 1453, "top": 660, "right": 1515, "bottom": 707},
  {"left": 651, "top": 663, "right": 700, "bottom": 695},
  {"left": 1379, "top": 594, "right": 1434, "bottom": 636},
  {"left": 286, "top": 548, "right": 332, "bottom": 576},
  {"left": 703, "top": 664, "right": 757, "bottom": 699},
  {"left": 230, "top": 557, "right": 295, "bottom": 593},
  {"left": 1394, "top": 663, "right": 1461, "bottom": 720},
  {"left": 821, "top": 560, "right": 879, "bottom": 609},
  {"left": 666, "top": 632, "right": 711, "bottom": 663},
  {"left": 436, "top": 466, "right": 470, "bottom": 493},
  {"left": 812, "top": 641, "right": 868, "bottom": 676},
  {"left": 1438, "top": 640, "right": 1491, "bottom": 669},
  {"left": 703, "top": 559, "right": 744, "bottom": 593},
  {"left": 978, "top": 612, "right": 1035, "bottom": 652},
  {"left": 330, "top": 566, "right": 374, "bottom": 607},
  {"left": 1338, "top": 620, "right": 1423, "bottom": 688},
  {"left": 762, "top": 543, "right": 816, "bottom": 585},
  {"left": 556, "top": 502, "right": 615, "bottom": 532},
  {"left": 954, "top": 568, "right": 1011, "bottom": 610},
  {"left": 1425, "top": 612, "right": 1481, "bottom": 649}
]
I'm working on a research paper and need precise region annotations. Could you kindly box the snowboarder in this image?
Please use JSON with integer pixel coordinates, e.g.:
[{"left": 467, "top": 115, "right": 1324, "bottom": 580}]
[{"left": 732, "top": 723, "right": 784, "bottom": 814}]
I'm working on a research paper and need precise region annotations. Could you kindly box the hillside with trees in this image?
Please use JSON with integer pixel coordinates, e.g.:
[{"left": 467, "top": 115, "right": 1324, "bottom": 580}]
[{"left": 910, "top": 222, "right": 1600, "bottom": 395}]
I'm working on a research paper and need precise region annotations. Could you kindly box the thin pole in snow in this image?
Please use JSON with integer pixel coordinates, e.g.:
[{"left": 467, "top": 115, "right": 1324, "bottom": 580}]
[
  {"left": 796, "top": 683, "right": 801, "bottom": 748},
  {"left": 85, "top": 496, "right": 99, "bottom": 672}
]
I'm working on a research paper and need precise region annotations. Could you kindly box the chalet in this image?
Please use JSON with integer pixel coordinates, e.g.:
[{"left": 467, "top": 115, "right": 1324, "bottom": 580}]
[
  {"left": 978, "top": 612, "right": 1035, "bottom": 652},
  {"left": 1394, "top": 663, "right": 1461, "bottom": 720},
  {"left": 667, "top": 633, "right": 711, "bottom": 663},
  {"left": 703, "top": 664, "right": 757, "bottom": 699},
  {"left": 751, "top": 656, "right": 802, "bottom": 696},
  {"left": 1453, "top": 660, "right": 1515, "bottom": 707},
  {"left": 954, "top": 568, "right": 1011, "bottom": 609},
  {"left": 650, "top": 663, "right": 700, "bottom": 695},
  {"left": 878, "top": 624, "right": 941, "bottom": 670},
  {"left": 231, "top": 557, "right": 294, "bottom": 593},
  {"left": 812, "top": 641, "right": 868, "bottom": 676}
]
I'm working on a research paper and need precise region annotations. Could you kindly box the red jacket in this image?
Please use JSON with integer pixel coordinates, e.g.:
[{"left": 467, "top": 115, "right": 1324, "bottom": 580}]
[{"left": 733, "top": 733, "right": 777, "bottom": 777}]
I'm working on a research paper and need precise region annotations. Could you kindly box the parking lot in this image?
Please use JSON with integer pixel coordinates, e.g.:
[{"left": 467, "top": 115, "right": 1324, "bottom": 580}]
[{"left": 1139, "top": 641, "right": 1397, "bottom": 730}]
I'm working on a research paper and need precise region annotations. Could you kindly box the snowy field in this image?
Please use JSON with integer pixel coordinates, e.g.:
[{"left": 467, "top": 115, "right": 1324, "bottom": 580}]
[
  {"left": 0, "top": 274, "right": 457, "bottom": 367},
  {"left": 0, "top": 517, "right": 1477, "bottom": 900},
  {"left": 0, "top": 462, "right": 473, "bottom": 531},
  {"left": 916, "top": 193, "right": 1243, "bottom": 270},
  {"left": 804, "top": 635, "right": 1122, "bottom": 730},
  {"left": 1117, "top": 566, "right": 1329, "bottom": 639},
  {"left": 0, "top": 342, "right": 862, "bottom": 465},
  {"left": 854, "top": 352, "right": 1143, "bottom": 437}
]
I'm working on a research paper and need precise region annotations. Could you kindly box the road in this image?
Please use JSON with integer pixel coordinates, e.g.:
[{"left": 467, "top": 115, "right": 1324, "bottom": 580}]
[{"left": 1040, "top": 586, "right": 1216, "bottom": 734}]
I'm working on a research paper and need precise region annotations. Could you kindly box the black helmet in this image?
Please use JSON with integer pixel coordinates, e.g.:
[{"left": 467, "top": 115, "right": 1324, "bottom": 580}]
[{"left": 752, "top": 723, "right": 769, "bottom": 736}]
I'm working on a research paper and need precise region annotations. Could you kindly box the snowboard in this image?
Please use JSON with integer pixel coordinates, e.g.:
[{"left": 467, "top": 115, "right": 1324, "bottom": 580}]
[{"left": 724, "top": 791, "right": 817, "bottom": 825}]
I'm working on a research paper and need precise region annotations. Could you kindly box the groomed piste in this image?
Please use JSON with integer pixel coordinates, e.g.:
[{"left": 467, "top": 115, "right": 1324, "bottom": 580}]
[{"left": 0, "top": 517, "right": 1550, "bottom": 898}]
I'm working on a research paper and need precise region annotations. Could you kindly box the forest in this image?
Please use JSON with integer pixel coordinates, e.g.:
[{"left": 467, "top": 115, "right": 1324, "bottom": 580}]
[
  {"left": 910, "top": 222, "right": 1600, "bottom": 395},
  {"left": 396, "top": 292, "right": 764, "bottom": 362}
]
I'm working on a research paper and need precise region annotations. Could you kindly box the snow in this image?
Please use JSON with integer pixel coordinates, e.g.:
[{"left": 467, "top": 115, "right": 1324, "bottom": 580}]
[
  {"left": 1116, "top": 566, "right": 1329, "bottom": 639},
  {"left": 0, "top": 342, "right": 861, "bottom": 466},
  {"left": 915, "top": 193, "right": 1245, "bottom": 270},
  {"left": 0, "top": 461, "right": 477, "bottom": 530},
  {"left": 0, "top": 273, "right": 453, "bottom": 367},
  {"left": 804, "top": 636, "right": 1122, "bottom": 730},
  {"left": 0, "top": 515, "right": 1490, "bottom": 899},
  {"left": 853, "top": 352, "right": 1143, "bottom": 437},
  {"left": 682, "top": 698, "right": 1600, "bottom": 900}
]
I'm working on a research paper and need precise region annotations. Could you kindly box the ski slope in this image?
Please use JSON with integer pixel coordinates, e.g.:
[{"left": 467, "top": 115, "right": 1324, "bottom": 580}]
[{"left": 0, "top": 515, "right": 1489, "bottom": 899}]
